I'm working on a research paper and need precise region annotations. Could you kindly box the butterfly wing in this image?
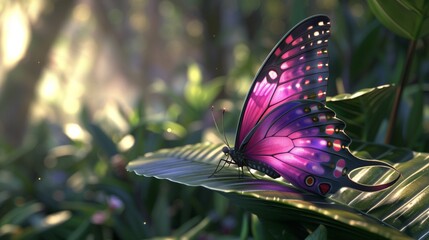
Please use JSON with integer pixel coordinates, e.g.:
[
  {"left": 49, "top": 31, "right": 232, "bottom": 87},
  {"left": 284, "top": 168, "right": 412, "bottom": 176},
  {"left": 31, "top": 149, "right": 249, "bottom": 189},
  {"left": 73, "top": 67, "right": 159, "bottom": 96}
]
[
  {"left": 241, "top": 100, "right": 400, "bottom": 195},
  {"left": 236, "top": 15, "right": 331, "bottom": 147}
]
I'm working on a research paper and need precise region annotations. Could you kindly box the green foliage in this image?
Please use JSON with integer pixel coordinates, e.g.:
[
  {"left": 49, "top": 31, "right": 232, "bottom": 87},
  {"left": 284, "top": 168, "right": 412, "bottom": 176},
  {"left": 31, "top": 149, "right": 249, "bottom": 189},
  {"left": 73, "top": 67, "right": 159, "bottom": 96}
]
[
  {"left": 367, "top": 0, "right": 429, "bottom": 40},
  {"left": 327, "top": 85, "right": 395, "bottom": 142}
]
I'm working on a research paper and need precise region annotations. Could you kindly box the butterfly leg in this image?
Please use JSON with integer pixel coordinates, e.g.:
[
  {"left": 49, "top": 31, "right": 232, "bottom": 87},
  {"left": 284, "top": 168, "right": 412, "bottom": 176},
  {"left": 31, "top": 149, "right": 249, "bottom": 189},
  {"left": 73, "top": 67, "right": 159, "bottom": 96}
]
[{"left": 209, "top": 156, "right": 234, "bottom": 178}]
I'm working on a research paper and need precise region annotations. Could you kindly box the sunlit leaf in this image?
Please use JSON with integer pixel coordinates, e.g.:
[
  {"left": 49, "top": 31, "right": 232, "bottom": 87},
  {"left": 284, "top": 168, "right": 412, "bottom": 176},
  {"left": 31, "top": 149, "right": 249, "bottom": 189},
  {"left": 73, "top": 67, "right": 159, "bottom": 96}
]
[
  {"left": 127, "top": 141, "right": 422, "bottom": 239},
  {"left": 327, "top": 85, "right": 395, "bottom": 141}
]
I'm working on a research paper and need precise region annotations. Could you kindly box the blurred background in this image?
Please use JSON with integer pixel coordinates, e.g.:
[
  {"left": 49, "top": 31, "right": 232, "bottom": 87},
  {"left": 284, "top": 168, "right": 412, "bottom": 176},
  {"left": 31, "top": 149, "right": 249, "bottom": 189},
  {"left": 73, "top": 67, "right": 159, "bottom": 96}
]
[{"left": 0, "top": 0, "right": 427, "bottom": 239}]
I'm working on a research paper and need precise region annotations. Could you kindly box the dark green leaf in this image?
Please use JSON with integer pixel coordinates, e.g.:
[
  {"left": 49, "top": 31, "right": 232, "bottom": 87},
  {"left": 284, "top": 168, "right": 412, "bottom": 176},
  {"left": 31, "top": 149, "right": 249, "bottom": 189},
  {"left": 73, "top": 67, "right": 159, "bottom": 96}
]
[
  {"left": 251, "top": 214, "right": 268, "bottom": 240},
  {"left": 405, "top": 85, "right": 424, "bottom": 147},
  {"left": 305, "top": 225, "right": 327, "bottom": 240},
  {"left": 367, "top": 0, "right": 429, "bottom": 39},
  {"left": 0, "top": 202, "right": 43, "bottom": 225}
]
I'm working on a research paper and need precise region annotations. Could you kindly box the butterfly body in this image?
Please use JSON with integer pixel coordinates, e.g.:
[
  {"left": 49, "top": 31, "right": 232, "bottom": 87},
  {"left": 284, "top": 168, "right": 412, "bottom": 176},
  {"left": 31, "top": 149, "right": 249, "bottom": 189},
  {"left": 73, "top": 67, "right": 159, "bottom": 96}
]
[
  {"left": 223, "top": 146, "right": 281, "bottom": 178},
  {"left": 221, "top": 15, "right": 400, "bottom": 196}
]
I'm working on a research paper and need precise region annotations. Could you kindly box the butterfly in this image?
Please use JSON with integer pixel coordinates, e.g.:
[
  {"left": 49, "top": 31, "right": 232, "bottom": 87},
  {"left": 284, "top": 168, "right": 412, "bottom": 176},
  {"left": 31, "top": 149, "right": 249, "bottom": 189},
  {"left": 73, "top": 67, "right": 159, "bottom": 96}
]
[{"left": 220, "top": 15, "right": 400, "bottom": 196}]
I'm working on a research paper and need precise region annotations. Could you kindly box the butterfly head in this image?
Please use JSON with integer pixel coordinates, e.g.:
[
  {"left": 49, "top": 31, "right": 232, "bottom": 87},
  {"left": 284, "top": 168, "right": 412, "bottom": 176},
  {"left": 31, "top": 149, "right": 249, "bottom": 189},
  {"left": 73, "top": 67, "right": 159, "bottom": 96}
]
[
  {"left": 222, "top": 146, "right": 246, "bottom": 167},
  {"left": 222, "top": 146, "right": 230, "bottom": 155}
]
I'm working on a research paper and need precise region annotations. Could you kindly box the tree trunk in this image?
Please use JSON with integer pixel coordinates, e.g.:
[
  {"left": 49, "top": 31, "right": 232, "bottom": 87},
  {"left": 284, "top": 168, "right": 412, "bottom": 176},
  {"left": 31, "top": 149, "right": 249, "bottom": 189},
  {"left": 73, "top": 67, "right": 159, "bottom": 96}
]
[{"left": 0, "top": 0, "right": 76, "bottom": 147}]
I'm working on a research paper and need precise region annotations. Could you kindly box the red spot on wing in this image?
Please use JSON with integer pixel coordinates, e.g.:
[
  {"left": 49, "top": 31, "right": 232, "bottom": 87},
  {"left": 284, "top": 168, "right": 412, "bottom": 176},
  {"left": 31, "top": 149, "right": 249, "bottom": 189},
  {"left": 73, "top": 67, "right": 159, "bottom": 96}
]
[
  {"left": 325, "top": 125, "right": 334, "bottom": 135},
  {"left": 334, "top": 159, "right": 346, "bottom": 178},
  {"left": 285, "top": 35, "right": 293, "bottom": 44},
  {"left": 319, "top": 183, "right": 331, "bottom": 195},
  {"left": 333, "top": 140, "right": 341, "bottom": 151},
  {"left": 292, "top": 37, "right": 303, "bottom": 46}
]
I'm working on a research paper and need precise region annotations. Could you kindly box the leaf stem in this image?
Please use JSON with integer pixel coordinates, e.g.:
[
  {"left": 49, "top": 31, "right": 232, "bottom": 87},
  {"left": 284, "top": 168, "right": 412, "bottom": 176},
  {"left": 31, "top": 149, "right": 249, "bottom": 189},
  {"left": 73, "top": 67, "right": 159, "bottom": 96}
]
[{"left": 385, "top": 39, "right": 417, "bottom": 144}]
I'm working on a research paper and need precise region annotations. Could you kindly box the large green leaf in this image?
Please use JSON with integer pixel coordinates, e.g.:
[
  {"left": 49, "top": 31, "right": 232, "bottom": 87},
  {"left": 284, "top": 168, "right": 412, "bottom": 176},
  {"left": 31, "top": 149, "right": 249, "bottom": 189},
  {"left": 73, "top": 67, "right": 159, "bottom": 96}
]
[
  {"left": 367, "top": 0, "right": 429, "bottom": 40},
  {"left": 127, "top": 141, "right": 425, "bottom": 239},
  {"left": 327, "top": 85, "right": 395, "bottom": 141}
]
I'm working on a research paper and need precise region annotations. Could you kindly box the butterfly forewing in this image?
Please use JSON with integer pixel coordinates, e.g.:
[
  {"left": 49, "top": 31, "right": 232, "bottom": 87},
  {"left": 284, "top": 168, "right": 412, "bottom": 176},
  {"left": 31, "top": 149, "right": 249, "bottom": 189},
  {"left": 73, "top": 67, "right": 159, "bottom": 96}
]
[{"left": 236, "top": 15, "right": 331, "bottom": 147}]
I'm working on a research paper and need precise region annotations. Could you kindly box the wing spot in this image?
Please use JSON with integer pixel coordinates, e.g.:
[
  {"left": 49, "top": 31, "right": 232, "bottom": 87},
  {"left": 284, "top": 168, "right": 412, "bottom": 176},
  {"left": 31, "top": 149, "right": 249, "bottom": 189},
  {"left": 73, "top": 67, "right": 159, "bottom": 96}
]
[
  {"left": 307, "top": 25, "right": 314, "bottom": 30},
  {"left": 327, "top": 141, "right": 333, "bottom": 147},
  {"left": 292, "top": 37, "right": 303, "bottom": 46},
  {"left": 333, "top": 140, "right": 341, "bottom": 151},
  {"left": 305, "top": 175, "right": 315, "bottom": 186},
  {"left": 326, "top": 125, "right": 335, "bottom": 135},
  {"left": 311, "top": 105, "right": 319, "bottom": 111},
  {"left": 268, "top": 70, "right": 278, "bottom": 80},
  {"left": 304, "top": 107, "right": 311, "bottom": 113},
  {"left": 318, "top": 183, "right": 331, "bottom": 195},
  {"left": 312, "top": 117, "right": 319, "bottom": 122},
  {"left": 334, "top": 159, "right": 346, "bottom": 178},
  {"left": 314, "top": 31, "right": 320, "bottom": 36},
  {"left": 285, "top": 35, "right": 293, "bottom": 44},
  {"left": 281, "top": 62, "right": 289, "bottom": 69},
  {"left": 318, "top": 21, "right": 325, "bottom": 26}
]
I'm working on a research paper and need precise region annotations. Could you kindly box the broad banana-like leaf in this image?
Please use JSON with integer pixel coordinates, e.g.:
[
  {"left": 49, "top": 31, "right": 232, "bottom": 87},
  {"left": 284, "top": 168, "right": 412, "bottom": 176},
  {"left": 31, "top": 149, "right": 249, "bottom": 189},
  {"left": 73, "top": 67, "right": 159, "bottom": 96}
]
[{"left": 127, "top": 141, "right": 424, "bottom": 239}]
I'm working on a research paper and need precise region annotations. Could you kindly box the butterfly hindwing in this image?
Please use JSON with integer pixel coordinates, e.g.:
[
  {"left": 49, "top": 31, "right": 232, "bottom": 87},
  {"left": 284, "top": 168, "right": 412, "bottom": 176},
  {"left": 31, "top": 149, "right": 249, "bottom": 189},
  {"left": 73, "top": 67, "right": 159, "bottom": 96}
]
[
  {"left": 236, "top": 15, "right": 331, "bottom": 147},
  {"left": 240, "top": 100, "right": 399, "bottom": 195}
]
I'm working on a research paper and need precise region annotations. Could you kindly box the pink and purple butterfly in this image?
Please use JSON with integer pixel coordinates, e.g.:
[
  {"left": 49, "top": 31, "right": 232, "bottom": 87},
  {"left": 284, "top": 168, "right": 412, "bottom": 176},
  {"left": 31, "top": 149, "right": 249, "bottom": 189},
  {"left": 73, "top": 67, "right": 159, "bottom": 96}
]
[{"left": 220, "top": 15, "right": 400, "bottom": 196}]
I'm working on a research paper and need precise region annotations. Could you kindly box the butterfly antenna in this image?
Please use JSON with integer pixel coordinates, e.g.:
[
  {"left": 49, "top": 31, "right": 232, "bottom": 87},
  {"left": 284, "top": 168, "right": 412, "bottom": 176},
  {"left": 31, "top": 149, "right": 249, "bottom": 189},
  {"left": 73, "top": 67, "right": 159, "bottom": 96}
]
[
  {"left": 221, "top": 108, "right": 230, "bottom": 147},
  {"left": 211, "top": 106, "right": 224, "bottom": 143}
]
